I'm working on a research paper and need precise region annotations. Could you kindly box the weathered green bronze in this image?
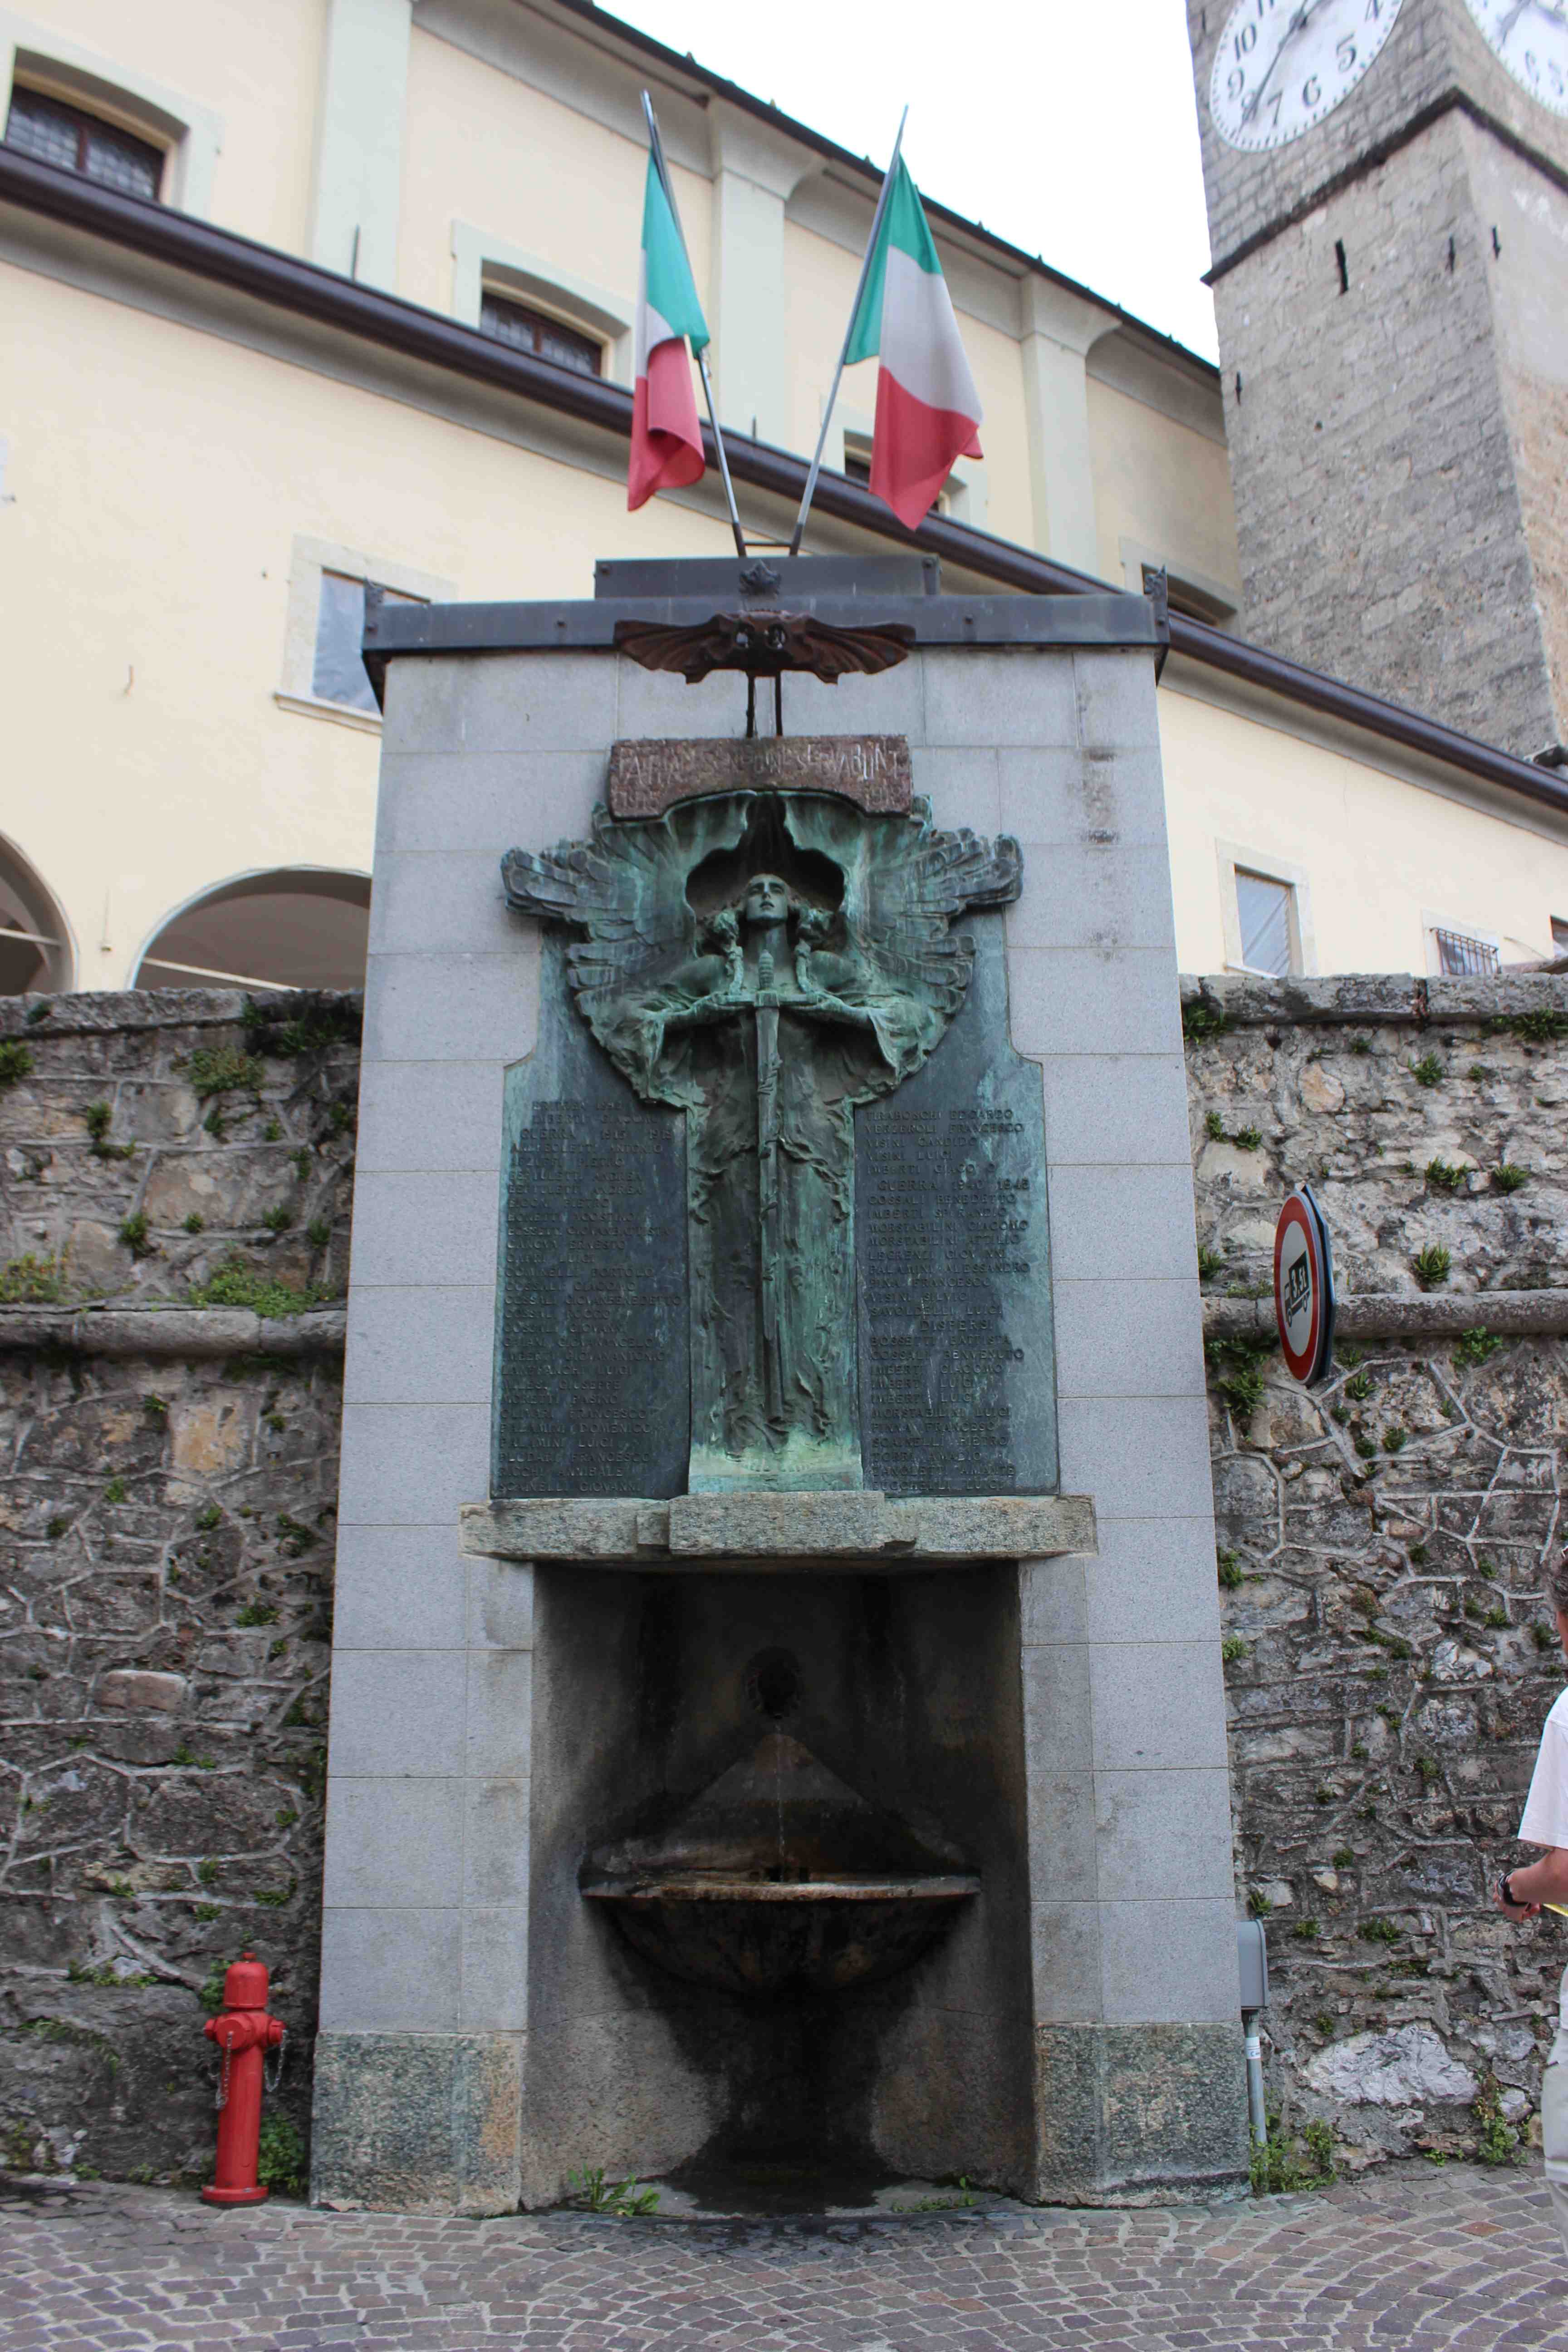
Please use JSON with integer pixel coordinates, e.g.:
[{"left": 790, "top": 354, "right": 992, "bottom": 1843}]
[{"left": 502, "top": 790, "right": 1021, "bottom": 1493}]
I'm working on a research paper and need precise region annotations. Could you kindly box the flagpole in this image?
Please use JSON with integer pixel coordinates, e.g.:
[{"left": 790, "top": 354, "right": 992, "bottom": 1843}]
[
  {"left": 642, "top": 90, "right": 747, "bottom": 559},
  {"left": 787, "top": 106, "right": 908, "bottom": 560}
]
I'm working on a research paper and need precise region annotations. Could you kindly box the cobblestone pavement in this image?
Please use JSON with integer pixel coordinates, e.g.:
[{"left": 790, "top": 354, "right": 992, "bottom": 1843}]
[{"left": 3, "top": 2161, "right": 1566, "bottom": 2351}]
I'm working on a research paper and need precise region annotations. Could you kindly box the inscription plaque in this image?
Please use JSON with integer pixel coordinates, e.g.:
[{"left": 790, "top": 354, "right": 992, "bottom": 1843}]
[
  {"left": 607, "top": 735, "right": 911, "bottom": 819},
  {"left": 494, "top": 937, "right": 689, "bottom": 1498},
  {"left": 856, "top": 917, "right": 1057, "bottom": 1497},
  {"left": 504, "top": 791, "right": 1019, "bottom": 1495}
]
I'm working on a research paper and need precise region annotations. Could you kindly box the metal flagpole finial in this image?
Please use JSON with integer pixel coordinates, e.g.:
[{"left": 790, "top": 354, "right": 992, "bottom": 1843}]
[
  {"left": 788, "top": 106, "right": 909, "bottom": 561},
  {"left": 642, "top": 89, "right": 747, "bottom": 559}
]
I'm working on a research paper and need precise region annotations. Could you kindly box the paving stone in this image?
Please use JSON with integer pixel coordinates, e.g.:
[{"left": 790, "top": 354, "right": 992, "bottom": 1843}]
[{"left": 2, "top": 2162, "right": 1563, "bottom": 2352}]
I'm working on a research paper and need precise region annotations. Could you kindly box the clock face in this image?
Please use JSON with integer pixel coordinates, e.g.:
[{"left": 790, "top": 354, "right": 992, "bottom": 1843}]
[
  {"left": 1209, "top": 0, "right": 1406, "bottom": 152},
  {"left": 1462, "top": 0, "right": 1568, "bottom": 115}
]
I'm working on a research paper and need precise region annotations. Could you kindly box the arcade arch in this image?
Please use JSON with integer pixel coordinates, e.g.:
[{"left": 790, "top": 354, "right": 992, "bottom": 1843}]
[
  {"left": 132, "top": 868, "right": 371, "bottom": 992},
  {"left": 0, "top": 834, "right": 74, "bottom": 995}
]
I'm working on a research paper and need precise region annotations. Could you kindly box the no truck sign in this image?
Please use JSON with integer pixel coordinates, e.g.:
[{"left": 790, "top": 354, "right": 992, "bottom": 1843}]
[{"left": 1274, "top": 1185, "right": 1336, "bottom": 1387}]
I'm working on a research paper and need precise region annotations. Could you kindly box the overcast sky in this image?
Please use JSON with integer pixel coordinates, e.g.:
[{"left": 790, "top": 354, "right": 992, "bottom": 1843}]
[{"left": 610, "top": 0, "right": 1219, "bottom": 361}]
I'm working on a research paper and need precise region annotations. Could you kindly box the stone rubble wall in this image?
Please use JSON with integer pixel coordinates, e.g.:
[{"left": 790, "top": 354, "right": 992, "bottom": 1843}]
[
  {"left": 2, "top": 974, "right": 1567, "bottom": 2188},
  {"left": 0, "top": 991, "right": 356, "bottom": 2187},
  {"left": 1188, "top": 969, "right": 1568, "bottom": 2167}
]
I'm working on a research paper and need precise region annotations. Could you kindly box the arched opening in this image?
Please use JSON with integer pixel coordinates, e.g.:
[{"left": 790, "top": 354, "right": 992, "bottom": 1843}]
[
  {"left": 0, "top": 835, "right": 74, "bottom": 995},
  {"left": 133, "top": 868, "right": 371, "bottom": 991}
]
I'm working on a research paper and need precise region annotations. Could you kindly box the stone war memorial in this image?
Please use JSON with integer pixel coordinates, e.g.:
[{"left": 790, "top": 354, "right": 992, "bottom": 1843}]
[{"left": 311, "top": 553, "right": 1245, "bottom": 2213}]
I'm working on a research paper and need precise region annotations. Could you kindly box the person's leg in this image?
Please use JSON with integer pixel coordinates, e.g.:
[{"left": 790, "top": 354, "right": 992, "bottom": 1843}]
[{"left": 1545, "top": 2009, "right": 1568, "bottom": 2260}]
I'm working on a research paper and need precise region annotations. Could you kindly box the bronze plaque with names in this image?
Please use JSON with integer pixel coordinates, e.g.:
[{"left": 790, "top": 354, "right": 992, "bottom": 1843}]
[{"left": 607, "top": 735, "right": 911, "bottom": 819}]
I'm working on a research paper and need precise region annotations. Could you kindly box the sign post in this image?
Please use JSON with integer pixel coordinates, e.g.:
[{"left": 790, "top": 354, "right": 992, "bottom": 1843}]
[{"left": 1274, "top": 1184, "right": 1336, "bottom": 1387}]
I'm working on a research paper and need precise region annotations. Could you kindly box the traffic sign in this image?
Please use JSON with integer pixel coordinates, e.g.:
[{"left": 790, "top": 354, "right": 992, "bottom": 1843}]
[{"left": 1274, "top": 1185, "right": 1336, "bottom": 1387}]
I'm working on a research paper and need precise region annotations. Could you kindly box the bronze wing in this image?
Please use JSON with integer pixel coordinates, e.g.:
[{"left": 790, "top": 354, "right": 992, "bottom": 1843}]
[
  {"left": 500, "top": 797, "right": 754, "bottom": 1101},
  {"left": 784, "top": 794, "right": 1022, "bottom": 1090}
]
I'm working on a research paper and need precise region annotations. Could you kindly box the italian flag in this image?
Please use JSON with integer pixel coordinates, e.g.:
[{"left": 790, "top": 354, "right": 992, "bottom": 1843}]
[
  {"left": 845, "top": 158, "right": 982, "bottom": 532},
  {"left": 629, "top": 154, "right": 709, "bottom": 511}
]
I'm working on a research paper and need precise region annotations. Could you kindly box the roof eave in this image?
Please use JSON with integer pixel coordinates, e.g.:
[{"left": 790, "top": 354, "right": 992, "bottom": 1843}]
[{"left": 1, "top": 143, "right": 1562, "bottom": 825}]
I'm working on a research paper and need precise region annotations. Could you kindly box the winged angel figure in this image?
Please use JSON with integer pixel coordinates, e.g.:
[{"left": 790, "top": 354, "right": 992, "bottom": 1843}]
[{"left": 503, "top": 793, "right": 1021, "bottom": 1494}]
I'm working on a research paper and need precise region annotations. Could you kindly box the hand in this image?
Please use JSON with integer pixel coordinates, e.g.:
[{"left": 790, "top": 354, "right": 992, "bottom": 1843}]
[{"left": 1496, "top": 1877, "right": 1541, "bottom": 1920}]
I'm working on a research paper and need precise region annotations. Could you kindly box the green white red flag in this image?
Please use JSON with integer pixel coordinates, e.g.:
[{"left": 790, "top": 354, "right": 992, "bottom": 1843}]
[
  {"left": 844, "top": 157, "right": 982, "bottom": 532},
  {"left": 629, "top": 152, "right": 709, "bottom": 510}
]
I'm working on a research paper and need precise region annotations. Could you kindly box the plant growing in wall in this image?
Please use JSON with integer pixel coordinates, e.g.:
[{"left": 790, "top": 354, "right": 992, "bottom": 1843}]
[
  {"left": 1493, "top": 1009, "right": 1568, "bottom": 1044},
  {"left": 256, "top": 2115, "right": 308, "bottom": 2197},
  {"left": 0, "top": 1253, "right": 66, "bottom": 1303},
  {"left": 1205, "top": 1333, "right": 1274, "bottom": 1420},
  {"left": 188, "top": 1254, "right": 331, "bottom": 1317},
  {"left": 240, "top": 994, "right": 362, "bottom": 1058},
  {"left": 1472, "top": 2076, "right": 1522, "bottom": 2167},
  {"left": 1250, "top": 2111, "right": 1336, "bottom": 2195},
  {"left": 188, "top": 1046, "right": 265, "bottom": 1100},
  {"left": 84, "top": 1101, "right": 134, "bottom": 1161},
  {"left": 118, "top": 1212, "right": 152, "bottom": 1260},
  {"left": 566, "top": 2166, "right": 660, "bottom": 2217}
]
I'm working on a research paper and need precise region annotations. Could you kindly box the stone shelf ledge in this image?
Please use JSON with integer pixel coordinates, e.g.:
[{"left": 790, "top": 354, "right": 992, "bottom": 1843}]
[
  {"left": 1180, "top": 970, "right": 1568, "bottom": 1030},
  {"left": 0, "top": 984, "right": 359, "bottom": 1039},
  {"left": 461, "top": 1490, "right": 1096, "bottom": 1569},
  {"left": 0, "top": 1304, "right": 347, "bottom": 1357},
  {"left": 1203, "top": 1289, "right": 1568, "bottom": 1344}
]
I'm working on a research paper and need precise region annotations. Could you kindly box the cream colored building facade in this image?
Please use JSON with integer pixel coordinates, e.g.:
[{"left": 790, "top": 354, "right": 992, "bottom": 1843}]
[{"left": 2, "top": 0, "right": 1567, "bottom": 995}]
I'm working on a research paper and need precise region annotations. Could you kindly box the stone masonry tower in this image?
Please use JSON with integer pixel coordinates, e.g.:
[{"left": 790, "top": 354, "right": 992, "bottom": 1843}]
[{"left": 1186, "top": 0, "right": 1568, "bottom": 760}]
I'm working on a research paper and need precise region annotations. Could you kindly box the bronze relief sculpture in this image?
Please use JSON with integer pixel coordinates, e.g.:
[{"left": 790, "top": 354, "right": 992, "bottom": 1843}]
[{"left": 502, "top": 790, "right": 1021, "bottom": 1493}]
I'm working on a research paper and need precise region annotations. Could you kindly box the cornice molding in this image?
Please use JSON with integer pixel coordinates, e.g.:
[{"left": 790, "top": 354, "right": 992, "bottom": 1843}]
[{"left": 1205, "top": 85, "right": 1568, "bottom": 284}]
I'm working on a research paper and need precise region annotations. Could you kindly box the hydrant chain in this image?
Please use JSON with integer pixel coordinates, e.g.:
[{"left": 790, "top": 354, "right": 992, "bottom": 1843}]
[
  {"left": 264, "top": 2027, "right": 288, "bottom": 2096},
  {"left": 201, "top": 1950, "right": 287, "bottom": 2207}
]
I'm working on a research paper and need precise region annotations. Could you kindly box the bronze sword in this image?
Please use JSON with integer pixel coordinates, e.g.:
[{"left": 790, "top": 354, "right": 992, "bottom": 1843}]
[{"left": 755, "top": 985, "right": 782, "bottom": 1426}]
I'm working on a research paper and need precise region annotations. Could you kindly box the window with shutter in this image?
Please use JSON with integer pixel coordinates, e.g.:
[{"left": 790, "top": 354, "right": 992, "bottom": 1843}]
[
  {"left": 479, "top": 293, "right": 602, "bottom": 377},
  {"left": 312, "top": 573, "right": 426, "bottom": 714},
  {"left": 1235, "top": 871, "right": 1295, "bottom": 976}
]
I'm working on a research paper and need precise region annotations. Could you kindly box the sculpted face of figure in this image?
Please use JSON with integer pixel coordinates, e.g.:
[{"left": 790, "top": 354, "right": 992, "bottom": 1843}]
[{"left": 743, "top": 873, "right": 789, "bottom": 928}]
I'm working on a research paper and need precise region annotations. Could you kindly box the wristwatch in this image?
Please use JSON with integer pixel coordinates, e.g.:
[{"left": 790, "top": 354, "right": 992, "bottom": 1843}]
[{"left": 1499, "top": 1871, "right": 1521, "bottom": 1908}]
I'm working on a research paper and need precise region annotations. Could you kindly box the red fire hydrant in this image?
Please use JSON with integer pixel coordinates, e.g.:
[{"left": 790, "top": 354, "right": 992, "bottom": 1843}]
[{"left": 202, "top": 1951, "right": 286, "bottom": 2206}]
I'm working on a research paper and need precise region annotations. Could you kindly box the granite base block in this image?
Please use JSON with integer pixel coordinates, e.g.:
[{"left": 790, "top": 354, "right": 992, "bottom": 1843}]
[
  {"left": 311, "top": 2032, "right": 524, "bottom": 2215},
  {"left": 1031, "top": 2020, "right": 1250, "bottom": 2203}
]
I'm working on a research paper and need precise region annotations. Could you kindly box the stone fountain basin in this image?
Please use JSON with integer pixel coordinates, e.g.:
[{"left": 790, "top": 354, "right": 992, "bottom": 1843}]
[{"left": 583, "top": 1872, "right": 980, "bottom": 1997}]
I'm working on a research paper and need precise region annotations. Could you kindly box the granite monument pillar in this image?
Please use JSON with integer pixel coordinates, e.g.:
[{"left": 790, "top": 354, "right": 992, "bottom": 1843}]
[{"left": 310, "top": 556, "right": 1247, "bottom": 2213}]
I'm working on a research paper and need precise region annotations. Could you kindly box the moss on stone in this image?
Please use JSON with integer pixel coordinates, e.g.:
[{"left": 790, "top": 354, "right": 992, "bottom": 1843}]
[{"left": 187, "top": 1254, "right": 329, "bottom": 1318}]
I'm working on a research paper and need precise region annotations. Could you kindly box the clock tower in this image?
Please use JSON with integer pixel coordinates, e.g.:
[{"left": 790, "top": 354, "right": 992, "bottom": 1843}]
[{"left": 1187, "top": 0, "right": 1568, "bottom": 760}]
